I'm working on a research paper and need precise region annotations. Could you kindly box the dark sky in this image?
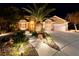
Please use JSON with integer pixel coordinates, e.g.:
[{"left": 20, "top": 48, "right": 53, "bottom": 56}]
[{"left": 0, "top": 3, "right": 79, "bottom": 18}]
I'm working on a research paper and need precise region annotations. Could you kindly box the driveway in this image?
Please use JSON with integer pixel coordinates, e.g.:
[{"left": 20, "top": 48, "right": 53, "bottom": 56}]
[{"left": 50, "top": 31, "right": 79, "bottom": 56}]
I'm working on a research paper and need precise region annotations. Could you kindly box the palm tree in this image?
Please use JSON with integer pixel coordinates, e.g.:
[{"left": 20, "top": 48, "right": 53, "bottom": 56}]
[
  {"left": 22, "top": 4, "right": 56, "bottom": 32},
  {"left": 22, "top": 4, "right": 55, "bottom": 21}
]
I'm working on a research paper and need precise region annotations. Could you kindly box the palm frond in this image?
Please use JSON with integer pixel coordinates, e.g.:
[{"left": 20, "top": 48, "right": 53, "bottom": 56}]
[
  {"left": 33, "top": 3, "right": 38, "bottom": 10},
  {"left": 27, "top": 5, "right": 37, "bottom": 16},
  {"left": 22, "top": 4, "right": 56, "bottom": 21},
  {"left": 38, "top": 8, "right": 55, "bottom": 21},
  {"left": 22, "top": 8, "right": 33, "bottom": 15},
  {"left": 37, "top": 4, "right": 48, "bottom": 16},
  {"left": 44, "top": 8, "right": 56, "bottom": 16}
]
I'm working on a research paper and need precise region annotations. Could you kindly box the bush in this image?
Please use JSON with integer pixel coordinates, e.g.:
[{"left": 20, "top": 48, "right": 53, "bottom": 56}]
[{"left": 12, "top": 30, "right": 29, "bottom": 43}]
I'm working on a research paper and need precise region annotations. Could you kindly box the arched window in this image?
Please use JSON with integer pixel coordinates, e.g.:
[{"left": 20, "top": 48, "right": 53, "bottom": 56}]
[{"left": 18, "top": 20, "right": 28, "bottom": 30}]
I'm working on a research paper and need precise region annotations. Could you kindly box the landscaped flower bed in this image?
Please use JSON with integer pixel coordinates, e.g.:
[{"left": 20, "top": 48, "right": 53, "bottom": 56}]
[{"left": 0, "top": 31, "right": 60, "bottom": 56}]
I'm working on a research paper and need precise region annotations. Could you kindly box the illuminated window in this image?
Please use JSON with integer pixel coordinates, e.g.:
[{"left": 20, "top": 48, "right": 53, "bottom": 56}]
[{"left": 18, "top": 20, "right": 28, "bottom": 30}]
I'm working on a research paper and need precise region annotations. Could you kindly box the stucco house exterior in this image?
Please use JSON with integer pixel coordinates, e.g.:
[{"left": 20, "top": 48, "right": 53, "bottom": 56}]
[
  {"left": 43, "top": 19, "right": 54, "bottom": 33},
  {"left": 50, "top": 15, "right": 68, "bottom": 31},
  {"left": 18, "top": 15, "right": 68, "bottom": 32},
  {"left": 43, "top": 15, "right": 68, "bottom": 33}
]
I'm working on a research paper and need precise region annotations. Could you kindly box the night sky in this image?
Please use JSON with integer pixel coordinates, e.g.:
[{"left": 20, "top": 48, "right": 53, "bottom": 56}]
[{"left": 0, "top": 3, "right": 79, "bottom": 18}]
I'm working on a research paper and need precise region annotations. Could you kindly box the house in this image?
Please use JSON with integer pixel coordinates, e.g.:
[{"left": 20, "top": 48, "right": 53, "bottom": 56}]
[{"left": 18, "top": 15, "right": 68, "bottom": 32}]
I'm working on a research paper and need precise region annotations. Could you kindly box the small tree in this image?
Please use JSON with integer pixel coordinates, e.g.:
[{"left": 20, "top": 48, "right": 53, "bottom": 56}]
[{"left": 66, "top": 12, "right": 79, "bottom": 32}]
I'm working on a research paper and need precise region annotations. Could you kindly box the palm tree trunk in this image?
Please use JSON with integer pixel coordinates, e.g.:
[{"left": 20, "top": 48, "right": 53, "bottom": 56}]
[{"left": 74, "top": 24, "right": 77, "bottom": 32}]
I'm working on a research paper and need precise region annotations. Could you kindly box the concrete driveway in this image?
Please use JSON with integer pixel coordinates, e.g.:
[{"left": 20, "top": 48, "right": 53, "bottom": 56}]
[{"left": 50, "top": 31, "right": 79, "bottom": 56}]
